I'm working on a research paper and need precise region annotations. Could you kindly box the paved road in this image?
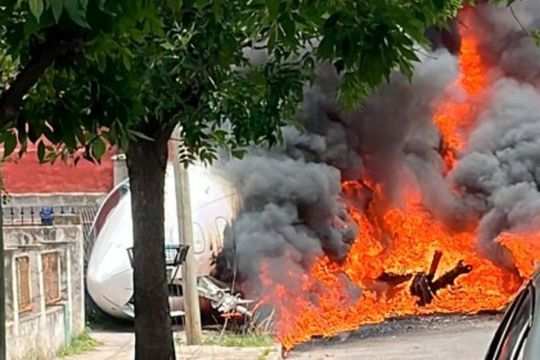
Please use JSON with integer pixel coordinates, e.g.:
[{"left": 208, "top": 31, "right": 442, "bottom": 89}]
[
  {"left": 288, "top": 315, "right": 500, "bottom": 360},
  {"left": 66, "top": 315, "right": 500, "bottom": 359}
]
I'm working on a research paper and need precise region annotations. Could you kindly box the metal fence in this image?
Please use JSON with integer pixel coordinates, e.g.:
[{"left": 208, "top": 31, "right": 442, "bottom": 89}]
[
  {"left": 3, "top": 205, "right": 79, "bottom": 226},
  {"left": 3, "top": 204, "right": 100, "bottom": 269},
  {"left": 78, "top": 206, "right": 100, "bottom": 267}
]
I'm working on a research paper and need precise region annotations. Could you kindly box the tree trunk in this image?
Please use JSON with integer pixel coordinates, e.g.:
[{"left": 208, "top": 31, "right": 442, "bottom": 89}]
[
  {"left": 0, "top": 194, "right": 5, "bottom": 360},
  {"left": 126, "top": 133, "right": 175, "bottom": 360}
]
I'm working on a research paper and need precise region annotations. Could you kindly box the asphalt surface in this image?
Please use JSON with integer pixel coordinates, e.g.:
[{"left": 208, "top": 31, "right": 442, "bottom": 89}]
[
  {"left": 288, "top": 314, "right": 501, "bottom": 360},
  {"left": 73, "top": 314, "right": 502, "bottom": 359}
]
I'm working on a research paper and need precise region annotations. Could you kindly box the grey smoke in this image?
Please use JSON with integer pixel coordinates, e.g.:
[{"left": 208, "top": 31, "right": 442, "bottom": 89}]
[
  {"left": 217, "top": 0, "right": 540, "bottom": 304},
  {"left": 453, "top": 77, "right": 540, "bottom": 262},
  {"left": 475, "top": 1, "right": 540, "bottom": 84},
  {"left": 219, "top": 154, "right": 357, "bottom": 291}
]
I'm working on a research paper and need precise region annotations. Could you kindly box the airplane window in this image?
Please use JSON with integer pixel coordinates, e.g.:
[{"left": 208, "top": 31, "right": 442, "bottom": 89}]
[
  {"left": 496, "top": 286, "right": 534, "bottom": 360},
  {"left": 192, "top": 222, "right": 205, "bottom": 254}
]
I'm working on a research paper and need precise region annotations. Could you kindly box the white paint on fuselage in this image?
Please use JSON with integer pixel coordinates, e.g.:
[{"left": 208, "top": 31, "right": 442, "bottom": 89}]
[{"left": 86, "top": 162, "right": 239, "bottom": 319}]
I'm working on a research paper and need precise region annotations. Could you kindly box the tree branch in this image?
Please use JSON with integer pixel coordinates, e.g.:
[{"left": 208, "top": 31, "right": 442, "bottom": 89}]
[
  {"left": 509, "top": 5, "right": 529, "bottom": 34},
  {"left": 0, "top": 29, "right": 84, "bottom": 127}
]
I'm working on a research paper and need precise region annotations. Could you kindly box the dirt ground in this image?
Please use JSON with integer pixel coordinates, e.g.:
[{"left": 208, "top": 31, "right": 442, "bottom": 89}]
[{"left": 288, "top": 314, "right": 501, "bottom": 360}]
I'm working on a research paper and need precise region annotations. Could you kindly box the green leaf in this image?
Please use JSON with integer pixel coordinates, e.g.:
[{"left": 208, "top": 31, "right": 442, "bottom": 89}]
[
  {"left": 167, "top": 0, "right": 183, "bottom": 13},
  {"left": 3, "top": 132, "right": 17, "bottom": 159},
  {"left": 268, "top": 25, "right": 278, "bottom": 52},
  {"left": 211, "top": 129, "right": 227, "bottom": 142},
  {"left": 230, "top": 148, "right": 246, "bottom": 159},
  {"left": 29, "top": 0, "right": 44, "bottom": 22},
  {"left": 195, "top": 0, "right": 210, "bottom": 9},
  {"left": 266, "top": 0, "right": 279, "bottom": 20},
  {"left": 64, "top": 0, "right": 89, "bottom": 27},
  {"left": 120, "top": 135, "right": 130, "bottom": 151},
  {"left": 49, "top": 0, "right": 63, "bottom": 22},
  {"left": 281, "top": 13, "right": 295, "bottom": 39},
  {"left": 121, "top": 52, "right": 131, "bottom": 70},
  {"left": 37, "top": 141, "right": 46, "bottom": 162},
  {"left": 532, "top": 30, "right": 540, "bottom": 47},
  {"left": 433, "top": 0, "right": 445, "bottom": 10},
  {"left": 92, "top": 137, "right": 106, "bottom": 160}
]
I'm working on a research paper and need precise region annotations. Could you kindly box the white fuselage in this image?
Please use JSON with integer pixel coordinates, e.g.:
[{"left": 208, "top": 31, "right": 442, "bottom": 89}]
[{"left": 86, "top": 163, "right": 239, "bottom": 319}]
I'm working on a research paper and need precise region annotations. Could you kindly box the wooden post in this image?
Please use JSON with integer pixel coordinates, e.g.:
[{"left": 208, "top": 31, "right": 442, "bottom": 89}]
[
  {"left": 171, "top": 126, "right": 202, "bottom": 345},
  {"left": 0, "top": 198, "right": 5, "bottom": 360}
]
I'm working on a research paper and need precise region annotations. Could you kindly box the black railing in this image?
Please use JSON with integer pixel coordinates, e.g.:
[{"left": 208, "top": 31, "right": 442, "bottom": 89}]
[{"left": 3, "top": 205, "right": 97, "bottom": 227}]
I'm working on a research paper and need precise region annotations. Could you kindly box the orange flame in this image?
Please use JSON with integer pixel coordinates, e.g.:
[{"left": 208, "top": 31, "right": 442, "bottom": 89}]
[
  {"left": 259, "top": 188, "right": 538, "bottom": 350},
  {"left": 254, "top": 8, "right": 540, "bottom": 351},
  {"left": 434, "top": 8, "right": 488, "bottom": 171}
]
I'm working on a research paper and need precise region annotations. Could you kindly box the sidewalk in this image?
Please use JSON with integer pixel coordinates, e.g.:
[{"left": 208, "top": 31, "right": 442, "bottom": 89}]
[
  {"left": 62, "top": 331, "right": 281, "bottom": 360},
  {"left": 63, "top": 331, "right": 134, "bottom": 360}
]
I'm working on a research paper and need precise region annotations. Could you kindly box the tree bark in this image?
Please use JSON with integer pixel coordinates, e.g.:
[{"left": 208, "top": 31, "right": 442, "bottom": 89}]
[
  {"left": 126, "top": 133, "right": 176, "bottom": 360},
  {"left": 0, "top": 194, "right": 5, "bottom": 360}
]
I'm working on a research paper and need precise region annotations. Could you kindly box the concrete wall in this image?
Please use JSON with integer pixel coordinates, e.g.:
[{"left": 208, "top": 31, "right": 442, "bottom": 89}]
[
  {"left": 3, "top": 221, "right": 85, "bottom": 360},
  {"left": 5, "top": 194, "right": 105, "bottom": 208},
  {"left": 6, "top": 307, "right": 66, "bottom": 360}
]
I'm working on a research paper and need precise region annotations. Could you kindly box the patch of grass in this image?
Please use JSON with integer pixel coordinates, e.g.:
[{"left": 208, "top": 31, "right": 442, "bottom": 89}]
[
  {"left": 203, "top": 333, "right": 275, "bottom": 347},
  {"left": 56, "top": 331, "right": 101, "bottom": 357}
]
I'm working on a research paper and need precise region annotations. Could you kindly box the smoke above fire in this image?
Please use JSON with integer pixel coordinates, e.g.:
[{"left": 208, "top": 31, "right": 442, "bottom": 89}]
[{"left": 215, "top": 1, "right": 540, "bottom": 350}]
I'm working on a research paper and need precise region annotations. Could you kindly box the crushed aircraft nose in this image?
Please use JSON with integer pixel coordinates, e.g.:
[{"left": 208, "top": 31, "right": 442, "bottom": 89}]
[{"left": 197, "top": 276, "right": 254, "bottom": 317}]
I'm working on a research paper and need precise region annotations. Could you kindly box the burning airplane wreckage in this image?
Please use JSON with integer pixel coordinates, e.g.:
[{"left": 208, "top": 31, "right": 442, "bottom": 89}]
[
  {"left": 213, "top": 1, "right": 540, "bottom": 351},
  {"left": 87, "top": 0, "right": 540, "bottom": 353}
]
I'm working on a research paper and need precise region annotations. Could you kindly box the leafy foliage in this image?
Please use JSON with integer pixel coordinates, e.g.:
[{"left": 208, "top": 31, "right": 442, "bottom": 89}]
[
  {"left": 0, "top": 1, "right": 160, "bottom": 66},
  {"left": 0, "top": 0, "right": 161, "bottom": 160},
  {"left": 261, "top": 0, "right": 467, "bottom": 107},
  {"left": 1, "top": 0, "right": 466, "bottom": 165}
]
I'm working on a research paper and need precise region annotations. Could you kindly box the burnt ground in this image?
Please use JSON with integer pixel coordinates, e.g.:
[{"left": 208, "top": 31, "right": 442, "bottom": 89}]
[{"left": 288, "top": 313, "right": 502, "bottom": 360}]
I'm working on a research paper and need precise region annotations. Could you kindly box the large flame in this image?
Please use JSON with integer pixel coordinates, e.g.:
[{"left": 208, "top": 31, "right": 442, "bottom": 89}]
[
  {"left": 434, "top": 8, "right": 488, "bottom": 171},
  {"left": 255, "top": 7, "right": 540, "bottom": 351}
]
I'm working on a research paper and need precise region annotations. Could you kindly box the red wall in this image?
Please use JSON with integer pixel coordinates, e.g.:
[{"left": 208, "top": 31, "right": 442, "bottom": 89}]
[{"left": 2, "top": 147, "right": 114, "bottom": 194}]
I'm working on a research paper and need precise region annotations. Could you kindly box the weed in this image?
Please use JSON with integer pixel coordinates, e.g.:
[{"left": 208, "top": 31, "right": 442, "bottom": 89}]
[
  {"left": 56, "top": 331, "right": 101, "bottom": 357},
  {"left": 203, "top": 333, "right": 274, "bottom": 347}
]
